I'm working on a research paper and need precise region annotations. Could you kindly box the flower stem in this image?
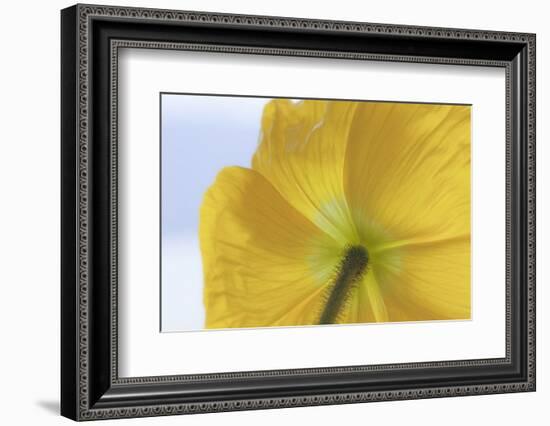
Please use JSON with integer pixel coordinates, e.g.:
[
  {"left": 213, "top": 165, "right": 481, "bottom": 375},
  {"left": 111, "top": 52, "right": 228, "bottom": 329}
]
[{"left": 319, "top": 245, "right": 368, "bottom": 324}]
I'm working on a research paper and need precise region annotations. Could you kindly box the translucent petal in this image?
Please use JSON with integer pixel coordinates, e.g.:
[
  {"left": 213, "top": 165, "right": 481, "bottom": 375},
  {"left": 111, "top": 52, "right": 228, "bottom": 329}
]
[
  {"left": 376, "top": 236, "right": 471, "bottom": 320},
  {"left": 344, "top": 102, "right": 471, "bottom": 245},
  {"left": 343, "top": 102, "right": 471, "bottom": 321},
  {"left": 252, "top": 99, "right": 359, "bottom": 245},
  {"left": 200, "top": 166, "right": 340, "bottom": 328}
]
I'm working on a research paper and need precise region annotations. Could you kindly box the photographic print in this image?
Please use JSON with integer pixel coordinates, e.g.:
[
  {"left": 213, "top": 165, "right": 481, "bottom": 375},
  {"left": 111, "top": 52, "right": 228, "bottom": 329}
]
[{"left": 161, "top": 94, "right": 471, "bottom": 332}]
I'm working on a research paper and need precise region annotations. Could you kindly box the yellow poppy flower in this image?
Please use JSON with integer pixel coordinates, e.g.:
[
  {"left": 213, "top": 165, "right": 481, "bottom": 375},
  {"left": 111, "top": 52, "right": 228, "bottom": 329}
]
[{"left": 200, "top": 99, "right": 470, "bottom": 329}]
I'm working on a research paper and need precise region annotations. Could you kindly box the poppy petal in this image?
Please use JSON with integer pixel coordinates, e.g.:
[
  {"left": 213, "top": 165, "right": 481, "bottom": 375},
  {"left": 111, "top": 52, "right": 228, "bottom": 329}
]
[
  {"left": 252, "top": 99, "right": 358, "bottom": 244},
  {"left": 200, "top": 166, "right": 339, "bottom": 328},
  {"left": 344, "top": 102, "right": 470, "bottom": 245}
]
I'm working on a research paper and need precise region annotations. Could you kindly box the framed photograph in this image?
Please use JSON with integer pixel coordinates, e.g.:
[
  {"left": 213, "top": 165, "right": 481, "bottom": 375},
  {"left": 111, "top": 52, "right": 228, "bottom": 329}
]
[{"left": 61, "top": 4, "right": 536, "bottom": 421}]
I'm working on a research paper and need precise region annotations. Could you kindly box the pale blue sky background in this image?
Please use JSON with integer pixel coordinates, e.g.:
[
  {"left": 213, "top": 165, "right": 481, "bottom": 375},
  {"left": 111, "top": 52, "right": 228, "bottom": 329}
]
[{"left": 161, "top": 94, "right": 271, "bottom": 331}]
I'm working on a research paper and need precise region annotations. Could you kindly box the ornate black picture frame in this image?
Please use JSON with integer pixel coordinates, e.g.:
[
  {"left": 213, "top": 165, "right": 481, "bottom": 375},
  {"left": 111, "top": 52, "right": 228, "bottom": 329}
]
[{"left": 61, "top": 3, "right": 536, "bottom": 421}]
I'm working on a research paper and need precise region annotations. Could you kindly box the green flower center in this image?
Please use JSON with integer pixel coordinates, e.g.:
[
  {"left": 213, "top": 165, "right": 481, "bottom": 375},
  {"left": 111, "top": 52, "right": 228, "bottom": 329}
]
[{"left": 319, "top": 245, "right": 369, "bottom": 324}]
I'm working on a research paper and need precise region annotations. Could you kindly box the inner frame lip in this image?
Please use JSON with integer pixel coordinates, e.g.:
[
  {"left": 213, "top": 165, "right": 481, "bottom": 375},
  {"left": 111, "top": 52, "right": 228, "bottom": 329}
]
[{"left": 109, "top": 38, "right": 514, "bottom": 385}]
